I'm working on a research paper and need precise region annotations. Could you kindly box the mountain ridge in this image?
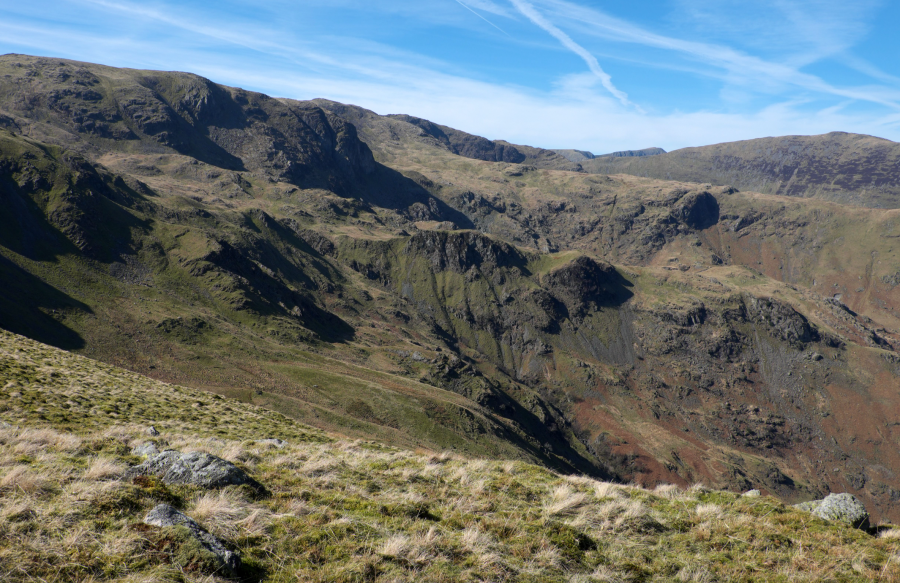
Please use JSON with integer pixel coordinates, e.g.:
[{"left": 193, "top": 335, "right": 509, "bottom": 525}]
[
  {"left": 582, "top": 131, "right": 900, "bottom": 208},
  {"left": 553, "top": 147, "right": 666, "bottom": 163}
]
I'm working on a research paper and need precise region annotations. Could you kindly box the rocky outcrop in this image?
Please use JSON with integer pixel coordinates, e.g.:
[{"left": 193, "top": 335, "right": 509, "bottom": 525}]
[
  {"left": 401, "top": 231, "right": 528, "bottom": 274},
  {"left": 795, "top": 493, "right": 870, "bottom": 530},
  {"left": 144, "top": 503, "right": 240, "bottom": 575},
  {"left": 745, "top": 296, "right": 821, "bottom": 348},
  {"left": 598, "top": 147, "right": 666, "bottom": 159},
  {"left": 130, "top": 449, "right": 264, "bottom": 493},
  {"left": 582, "top": 132, "right": 900, "bottom": 209},
  {"left": 131, "top": 442, "right": 160, "bottom": 458},
  {"left": 675, "top": 191, "right": 719, "bottom": 230},
  {"left": 543, "top": 256, "right": 625, "bottom": 317}
]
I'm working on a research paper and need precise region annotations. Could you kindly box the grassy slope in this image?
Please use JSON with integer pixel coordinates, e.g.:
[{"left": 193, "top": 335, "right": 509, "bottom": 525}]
[
  {"left": 0, "top": 127, "right": 579, "bottom": 471},
  {"left": 3, "top": 328, "right": 900, "bottom": 582}
]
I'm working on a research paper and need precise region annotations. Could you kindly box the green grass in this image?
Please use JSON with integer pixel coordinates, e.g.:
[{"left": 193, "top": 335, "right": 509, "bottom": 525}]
[{"left": 3, "top": 329, "right": 900, "bottom": 582}]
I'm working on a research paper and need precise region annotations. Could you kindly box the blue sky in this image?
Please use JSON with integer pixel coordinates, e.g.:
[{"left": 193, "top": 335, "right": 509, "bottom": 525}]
[{"left": 2, "top": 0, "right": 900, "bottom": 152}]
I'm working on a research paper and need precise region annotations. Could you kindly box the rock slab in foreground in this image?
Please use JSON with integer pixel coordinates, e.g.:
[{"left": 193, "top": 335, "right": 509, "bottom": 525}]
[
  {"left": 144, "top": 503, "right": 240, "bottom": 574},
  {"left": 132, "top": 449, "right": 264, "bottom": 493},
  {"left": 795, "top": 493, "right": 870, "bottom": 530}
]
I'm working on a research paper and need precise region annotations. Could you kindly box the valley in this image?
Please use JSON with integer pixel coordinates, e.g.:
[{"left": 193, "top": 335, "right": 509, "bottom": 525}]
[{"left": 1, "top": 54, "right": 899, "bottom": 525}]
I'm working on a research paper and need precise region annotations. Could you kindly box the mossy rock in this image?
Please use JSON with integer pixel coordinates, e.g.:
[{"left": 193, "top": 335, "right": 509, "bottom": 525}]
[{"left": 158, "top": 524, "right": 228, "bottom": 575}]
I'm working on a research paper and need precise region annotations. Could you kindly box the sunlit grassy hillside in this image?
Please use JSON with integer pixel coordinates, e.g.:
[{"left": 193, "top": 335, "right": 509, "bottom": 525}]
[{"left": 2, "top": 329, "right": 900, "bottom": 582}]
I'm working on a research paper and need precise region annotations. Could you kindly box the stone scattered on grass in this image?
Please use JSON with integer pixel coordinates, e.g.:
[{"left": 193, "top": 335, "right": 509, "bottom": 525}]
[
  {"left": 794, "top": 493, "right": 870, "bottom": 530},
  {"left": 743, "top": 489, "right": 761, "bottom": 498},
  {"left": 144, "top": 503, "right": 240, "bottom": 575},
  {"left": 130, "top": 449, "right": 265, "bottom": 493},
  {"left": 259, "top": 438, "right": 287, "bottom": 448}
]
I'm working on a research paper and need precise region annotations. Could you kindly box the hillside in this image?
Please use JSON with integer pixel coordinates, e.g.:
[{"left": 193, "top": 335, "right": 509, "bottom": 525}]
[
  {"left": 581, "top": 133, "right": 900, "bottom": 209},
  {"left": 3, "top": 328, "right": 900, "bottom": 582},
  {"left": 1, "top": 54, "right": 900, "bottom": 525}
]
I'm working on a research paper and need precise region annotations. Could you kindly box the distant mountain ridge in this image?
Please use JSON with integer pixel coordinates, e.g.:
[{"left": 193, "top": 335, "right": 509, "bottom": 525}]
[
  {"left": 553, "top": 147, "right": 666, "bottom": 163},
  {"left": 582, "top": 132, "right": 900, "bottom": 208}
]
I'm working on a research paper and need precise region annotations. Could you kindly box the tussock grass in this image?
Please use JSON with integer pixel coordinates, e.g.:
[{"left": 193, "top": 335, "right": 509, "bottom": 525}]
[
  {"left": 3, "top": 331, "right": 900, "bottom": 581},
  {"left": 3, "top": 422, "right": 899, "bottom": 582}
]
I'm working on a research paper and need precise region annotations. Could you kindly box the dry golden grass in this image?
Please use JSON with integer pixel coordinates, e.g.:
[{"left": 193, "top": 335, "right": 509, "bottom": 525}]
[
  {"left": 2, "top": 419, "right": 900, "bottom": 582},
  {"left": 3, "top": 329, "right": 900, "bottom": 582}
]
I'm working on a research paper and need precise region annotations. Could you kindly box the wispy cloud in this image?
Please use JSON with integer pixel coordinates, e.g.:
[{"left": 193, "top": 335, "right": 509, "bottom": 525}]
[
  {"left": 452, "top": 0, "right": 510, "bottom": 36},
  {"left": 455, "top": 0, "right": 512, "bottom": 18},
  {"left": 536, "top": 0, "right": 900, "bottom": 110},
  {"left": 507, "top": 0, "right": 637, "bottom": 109},
  {"left": 672, "top": 0, "right": 882, "bottom": 69}
]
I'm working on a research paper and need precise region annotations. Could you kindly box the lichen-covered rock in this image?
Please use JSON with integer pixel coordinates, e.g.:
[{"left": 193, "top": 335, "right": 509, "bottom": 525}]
[
  {"left": 793, "top": 500, "right": 822, "bottom": 513},
  {"left": 813, "top": 493, "right": 870, "bottom": 530},
  {"left": 144, "top": 503, "right": 240, "bottom": 575},
  {"left": 794, "top": 493, "right": 870, "bottom": 530},
  {"left": 131, "top": 449, "right": 264, "bottom": 493},
  {"left": 743, "top": 489, "right": 761, "bottom": 498},
  {"left": 131, "top": 442, "right": 160, "bottom": 458}
]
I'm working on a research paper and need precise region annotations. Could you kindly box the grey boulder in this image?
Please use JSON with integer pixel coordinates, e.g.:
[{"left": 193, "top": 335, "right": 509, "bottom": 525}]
[
  {"left": 793, "top": 500, "right": 822, "bottom": 513},
  {"left": 794, "top": 493, "right": 870, "bottom": 530},
  {"left": 131, "top": 442, "right": 160, "bottom": 458},
  {"left": 132, "top": 449, "right": 264, "bottom": 493},
  {"left": 144, "top": 503, "right": 240, "bottom": 574}
]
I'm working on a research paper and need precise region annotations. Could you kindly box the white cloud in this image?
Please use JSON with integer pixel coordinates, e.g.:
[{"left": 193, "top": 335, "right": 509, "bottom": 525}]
[
  {"left": 535, "top": 0, "right": 900, "bottom": 109},
  {"left": 671, "top": 0, "right": 878, "bottom": 60},
  {"left": 507, "top": 0, "right": 636, "bottom": 109}
]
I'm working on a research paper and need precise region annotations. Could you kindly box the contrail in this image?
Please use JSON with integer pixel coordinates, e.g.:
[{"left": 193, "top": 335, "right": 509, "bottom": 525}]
[
  {"left": 508, "top": 0, "right": 638, "bottom": 109},
  {"left": 453, "top": 0, "right": 512, "bottom": 36}
]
